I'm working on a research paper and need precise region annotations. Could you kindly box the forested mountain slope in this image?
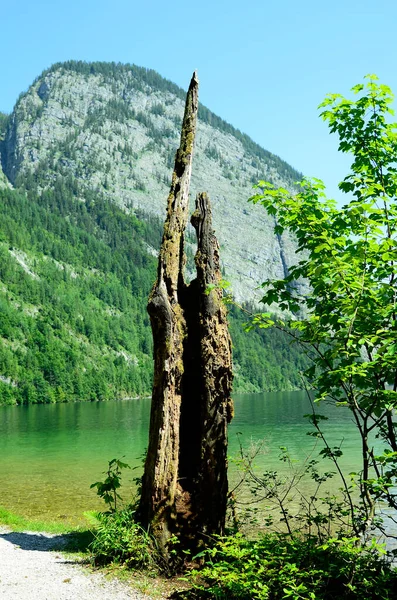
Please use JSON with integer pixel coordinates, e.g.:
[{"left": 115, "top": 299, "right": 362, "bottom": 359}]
[
  {"left": 0, "top": 61, "right": 308, "bottom": 404},
  {"left": 0, "top": 183, "right": 307, "bottom": 404}
]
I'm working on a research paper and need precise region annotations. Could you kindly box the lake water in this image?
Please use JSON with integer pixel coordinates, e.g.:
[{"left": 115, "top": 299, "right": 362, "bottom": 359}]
[{"left": 0, "top": 391, "right": 361, "bottom": 526}]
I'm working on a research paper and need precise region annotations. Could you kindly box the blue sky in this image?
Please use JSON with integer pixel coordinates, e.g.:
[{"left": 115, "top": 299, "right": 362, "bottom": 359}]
[{"left": 2, "top": 0, "right": 396, "bottom": 202}]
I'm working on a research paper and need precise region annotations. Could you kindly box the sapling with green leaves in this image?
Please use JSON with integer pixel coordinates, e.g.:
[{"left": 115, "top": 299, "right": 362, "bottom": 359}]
[
  {"left": 249, "top": 75, "right": 397, "bottom": 535},
  {"left": 90, "top": 458, "right": 130, "bottom": 513}
]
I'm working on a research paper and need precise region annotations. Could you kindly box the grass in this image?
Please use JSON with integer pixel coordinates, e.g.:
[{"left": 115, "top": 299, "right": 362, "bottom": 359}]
[
  {"left": 93, "top": 563, "right": 190, "bottom": 598},
  {"left": 0, "top": 506, "right": 96, "bottom": 555},
  {"left": 0, "top": 506, "right": 76, "bottom": 534},
  {"left": 0, "top": 506, "right": 101, "bottom": 531}
]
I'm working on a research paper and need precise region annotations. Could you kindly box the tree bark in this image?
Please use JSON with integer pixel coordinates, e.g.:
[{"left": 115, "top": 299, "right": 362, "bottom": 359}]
[
  {"left": 188, "top": 192, "right": 234, "bottom": 539},
  {"left": 139, "top": 72, "right": 233, "bottom": 555}
]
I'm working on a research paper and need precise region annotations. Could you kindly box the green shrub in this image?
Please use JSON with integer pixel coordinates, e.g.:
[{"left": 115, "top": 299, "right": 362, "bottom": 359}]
[
  {"left": 176, "top": 533, "right": 397, "bottom": 599},
  {"left": 90, "top": 506, "right": 158, "bottom": 570}
]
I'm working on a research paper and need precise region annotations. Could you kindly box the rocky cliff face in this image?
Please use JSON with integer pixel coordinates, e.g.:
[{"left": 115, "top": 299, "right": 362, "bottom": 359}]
[
  {"left": 1, "top": 61, "right": 301, "bottom": 302},
  {"left": 0, "top": 114, "right": 10, "bottom": 189}
]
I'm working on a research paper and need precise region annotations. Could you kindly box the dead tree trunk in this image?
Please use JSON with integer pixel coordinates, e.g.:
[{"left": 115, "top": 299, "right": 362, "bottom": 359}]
[
  {"left": 139, "top": 72, "right": 233, "bottom": 554},
  {"left": 188, "top": 192, "right": 234, "bottom": 538}
]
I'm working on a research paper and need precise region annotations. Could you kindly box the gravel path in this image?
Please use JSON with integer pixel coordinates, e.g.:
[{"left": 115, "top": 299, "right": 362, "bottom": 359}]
[{"left": 0, "top": 527, "right": 156, "bottom": 600}]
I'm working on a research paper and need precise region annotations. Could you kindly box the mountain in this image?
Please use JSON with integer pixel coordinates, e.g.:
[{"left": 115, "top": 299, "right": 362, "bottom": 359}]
[
  {"left": 1, "top": 60, "right": 301, "bottom": 302},
  {"left": 0, "top": 61, "right": 308, "bottom": 405}
]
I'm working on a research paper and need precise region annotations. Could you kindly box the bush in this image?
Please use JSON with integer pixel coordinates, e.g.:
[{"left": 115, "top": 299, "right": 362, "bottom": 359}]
[
  {"left": 176, "top": 533, "right": 397, "bottom": 599},
  {"left": 90, "top": 506, "right": 158, "bottom": 570}
]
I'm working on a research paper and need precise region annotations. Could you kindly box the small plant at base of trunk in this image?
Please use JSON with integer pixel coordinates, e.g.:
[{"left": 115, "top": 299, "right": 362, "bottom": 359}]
[
  {"left": 89, "top": 505, "right": 160, "bottom": 570},
  {"left": 90, "top": 458, "right": 130, "bottom": 513},
  {"left": 89, "top": 458, "right": 171, "bottom": 573}
]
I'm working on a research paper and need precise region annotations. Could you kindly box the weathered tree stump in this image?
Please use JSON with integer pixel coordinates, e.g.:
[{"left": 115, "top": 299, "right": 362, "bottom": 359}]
[{"left": 139, "top": 72, "right": 233, "bottom": 554}]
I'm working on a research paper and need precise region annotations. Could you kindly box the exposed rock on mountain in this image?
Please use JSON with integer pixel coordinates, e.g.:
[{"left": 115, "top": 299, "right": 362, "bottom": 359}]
[
  {"left": 0, "top": 113, "right": 11, "bottom": 189},
  {"left": 1, "top": 61, "right": 301, "bottom": 302}
]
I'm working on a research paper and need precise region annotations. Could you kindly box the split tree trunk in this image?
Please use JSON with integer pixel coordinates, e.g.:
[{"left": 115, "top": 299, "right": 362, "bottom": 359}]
[
  {"left": 139, "top": 72, "right": 233, "bottom": 554},
  {"left": 187, "top": 192, "right": 234, "bottom": 538}
]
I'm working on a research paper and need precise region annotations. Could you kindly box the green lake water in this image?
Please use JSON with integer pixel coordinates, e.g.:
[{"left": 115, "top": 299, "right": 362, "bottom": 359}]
[{"left": 0, "top": 391, "right": 361, "bottom": 526}]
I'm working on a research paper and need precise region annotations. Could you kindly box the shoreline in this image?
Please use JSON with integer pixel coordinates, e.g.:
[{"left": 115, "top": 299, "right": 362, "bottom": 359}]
[
  {"left": 0, "top": 386, "right": 306, "bottom": 408},
  {"left": 0, "top": 394, "right": 152, "bottom": 408}
]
